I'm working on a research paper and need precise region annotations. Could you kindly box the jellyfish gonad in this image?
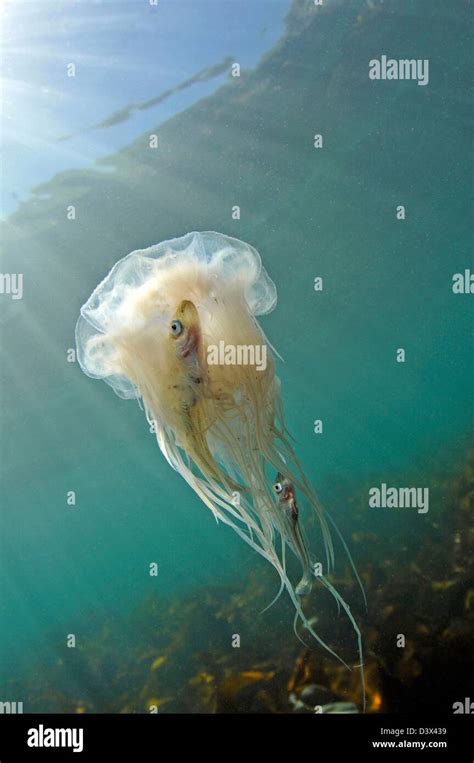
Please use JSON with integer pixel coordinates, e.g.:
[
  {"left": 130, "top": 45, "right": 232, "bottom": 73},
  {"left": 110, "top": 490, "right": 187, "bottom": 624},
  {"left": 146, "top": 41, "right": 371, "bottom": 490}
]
[{"left": 75, "top": 231, "right": 366, "bottom": 709}]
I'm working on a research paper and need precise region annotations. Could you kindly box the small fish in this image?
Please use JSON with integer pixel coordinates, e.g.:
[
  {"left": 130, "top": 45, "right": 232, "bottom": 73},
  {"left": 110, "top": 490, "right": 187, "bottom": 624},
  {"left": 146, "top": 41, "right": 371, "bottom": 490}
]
[
  {"left": 170, "top": 299, "right": 203, "bottom": 374},
  {"left": 170, "top": 300, "right": 242, "bottom": 492},
  {"left": 273, "top": 473, "right": 313, "bottom": 595},
  {"left": 170, "top": 300, "right": 217, "bottom": 474},
  {"left": 169, "top": 299, "right": 205, "bottom": 424}
]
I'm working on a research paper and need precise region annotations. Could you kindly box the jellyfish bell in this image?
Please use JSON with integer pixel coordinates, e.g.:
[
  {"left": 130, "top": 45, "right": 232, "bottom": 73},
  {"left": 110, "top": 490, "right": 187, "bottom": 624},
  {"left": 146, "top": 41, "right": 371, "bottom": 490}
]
[
  {"left": 77, "top": 231, "right": 274, "bottom": 403},
  {"left": 76, "top": 230, "right": 366, "bottom": 710}
]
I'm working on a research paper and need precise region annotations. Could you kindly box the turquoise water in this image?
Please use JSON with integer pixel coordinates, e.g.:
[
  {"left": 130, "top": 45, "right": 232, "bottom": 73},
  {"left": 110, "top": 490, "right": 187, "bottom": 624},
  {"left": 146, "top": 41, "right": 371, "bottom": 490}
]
[{"left": 0, "top": 0, "right": 472, "bottom": 712}]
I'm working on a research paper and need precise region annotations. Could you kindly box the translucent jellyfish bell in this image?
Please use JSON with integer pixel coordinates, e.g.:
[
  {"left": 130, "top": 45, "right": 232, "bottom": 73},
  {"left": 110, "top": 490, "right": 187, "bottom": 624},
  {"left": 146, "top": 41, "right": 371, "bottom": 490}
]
[
  {"left": 76, "top": 231, "right": 366, "bottom": 710},
  {"left": 76, "top": 231, "right": 276, "bottom": 397}
]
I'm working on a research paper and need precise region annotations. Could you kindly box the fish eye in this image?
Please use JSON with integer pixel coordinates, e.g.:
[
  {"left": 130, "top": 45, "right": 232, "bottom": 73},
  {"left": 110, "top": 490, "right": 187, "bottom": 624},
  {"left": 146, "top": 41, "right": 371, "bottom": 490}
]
[
  {"left": 273, "top": 482, "right": 283, "bottom": 494},
  {"left": 170, "top": 319, "right": 184, "bottom": 337}
]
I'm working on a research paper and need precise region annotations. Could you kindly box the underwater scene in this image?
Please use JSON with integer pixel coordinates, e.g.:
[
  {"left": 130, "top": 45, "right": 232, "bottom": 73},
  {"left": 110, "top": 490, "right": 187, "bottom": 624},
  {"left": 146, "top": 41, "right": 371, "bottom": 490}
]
[{"left": 0, "top": 0, "right": 473, "bottom": 719}]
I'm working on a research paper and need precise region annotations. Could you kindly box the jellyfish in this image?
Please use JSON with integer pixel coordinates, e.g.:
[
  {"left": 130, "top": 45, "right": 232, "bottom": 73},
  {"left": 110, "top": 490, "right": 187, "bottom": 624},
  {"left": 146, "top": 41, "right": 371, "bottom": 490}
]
[{"left": 76, "top": 231, "right": 365, "bottom": 709}]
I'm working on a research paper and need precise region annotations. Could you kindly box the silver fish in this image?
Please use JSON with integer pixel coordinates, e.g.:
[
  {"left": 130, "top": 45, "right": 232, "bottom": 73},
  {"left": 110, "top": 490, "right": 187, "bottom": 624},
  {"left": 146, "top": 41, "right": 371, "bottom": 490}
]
[{"left": 273, "top": 472, "right": 313, "bottom": 595}]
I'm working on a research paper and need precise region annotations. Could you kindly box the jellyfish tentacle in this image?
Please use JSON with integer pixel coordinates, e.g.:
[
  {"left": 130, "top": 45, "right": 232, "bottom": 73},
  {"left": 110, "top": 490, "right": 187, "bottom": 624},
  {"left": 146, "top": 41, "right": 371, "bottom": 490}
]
[
  {"left": 318, "top": 575, "right": 366, "bottom": 713},
  {"left": 326, "top": 511, "right": 367, "bottom": 610}
]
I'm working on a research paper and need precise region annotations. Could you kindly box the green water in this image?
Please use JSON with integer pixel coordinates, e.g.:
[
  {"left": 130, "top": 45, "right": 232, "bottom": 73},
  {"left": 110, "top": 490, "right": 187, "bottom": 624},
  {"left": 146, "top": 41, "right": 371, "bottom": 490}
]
[{"left": 0, "top": 0, "right": 472, "bottom": 710}]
